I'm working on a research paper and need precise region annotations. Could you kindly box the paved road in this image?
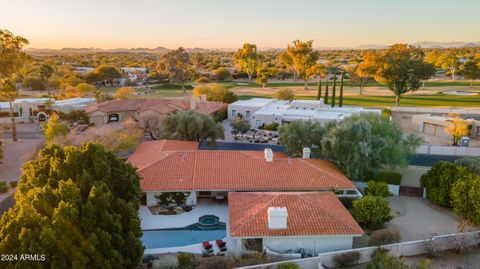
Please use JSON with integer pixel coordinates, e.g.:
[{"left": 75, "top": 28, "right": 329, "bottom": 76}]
[{"left": 0, "top": 194, "right": 14, "bottom": 216}]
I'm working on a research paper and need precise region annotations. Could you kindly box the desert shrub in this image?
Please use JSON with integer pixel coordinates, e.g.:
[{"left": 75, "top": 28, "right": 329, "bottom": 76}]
[
  {"left": 352, "top": 196, "right": 392, "bottom": 228},
  {"left": 263, "top": 122, "right": 279, "bottom": 131},
  {"left": 455, "top": 156, "right": 480, "bottom": 175},
  {"left": 151, "top": 255, "right": 178, "bottom": 269},
  {"left": 333, "top": 251, "right": 361, "bottom": 267},
  {"left": 421, "top": 161, "right": 467, "bottom": 207},
  {"left": 364, "top": 181, "right": 391, "bottom": 197},
  {"left": 58, "top": 110, "right": 89, "bottom": 124},
  {"left": 368, "top": 228, "right": 401, "bottom": 246},
  {"left": 177, "top": 253, "right": 196, "bottom": 269},
  {"left": 183, "top": 205, "right": 193, "bottom": 212},
  {"left": 277, "top": 262, "right": 300, "bottom": 269},
  {"left": 196, "top": 256, "right": 235, "bottom": 269},
  {"left": 0, "top": 181, "right": 8, "bottom": 193},
  {"left": 155, "top": 192, "right": 189, "bottom": 206},
  {"left": 9, "top": 181, "right": 18, "bottom": 188},
  {"left": 373, "top": 171, "right": 402, "bottom": 185},
  {"left": 237, "top": 252, "right": 270, "bottom": 267},
  {"left": 365, "top": 248, "right": 411, "bottom": 269}
]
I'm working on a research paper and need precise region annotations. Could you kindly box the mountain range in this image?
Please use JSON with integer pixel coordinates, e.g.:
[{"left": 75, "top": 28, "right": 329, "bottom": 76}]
[{"left": 25, "top": 41, "right": 480, "bottom": 54}]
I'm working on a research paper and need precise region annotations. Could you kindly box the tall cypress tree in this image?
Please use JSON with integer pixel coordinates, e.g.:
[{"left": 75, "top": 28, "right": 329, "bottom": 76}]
[
  {"left": 339, "top": 72, "right": 345, "bottom": 107},
  {"left": 324, "top": 75, "right": 329, "bottom": 104},
  {"left": 331, "top": 74, "right": 337, "bottom": 107},
  {"left": 316, "top": 75, "right": 322, "bottom": 100}
]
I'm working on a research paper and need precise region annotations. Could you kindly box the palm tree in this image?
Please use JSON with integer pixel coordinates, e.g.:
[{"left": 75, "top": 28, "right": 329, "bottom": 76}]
[{"left": 0, "top": 78, "right": 19, "bottom": 141}]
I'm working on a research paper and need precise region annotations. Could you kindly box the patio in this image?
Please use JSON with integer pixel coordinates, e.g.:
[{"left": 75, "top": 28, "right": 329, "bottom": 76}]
[{"left": 140, "top": 204, "right": 236, "bottom": 255}]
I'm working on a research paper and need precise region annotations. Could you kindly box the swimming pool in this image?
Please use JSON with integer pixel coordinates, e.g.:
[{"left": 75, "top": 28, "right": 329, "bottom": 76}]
[{"left": 142, "top": 229, "right": 226, "bottom": 249}]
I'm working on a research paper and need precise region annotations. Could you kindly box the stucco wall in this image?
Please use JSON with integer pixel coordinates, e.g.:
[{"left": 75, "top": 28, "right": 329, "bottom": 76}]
[
  {"left": 228, "top": 105, "right": 262, "bottom": 120},
  {"left": 263, "top": 236, "right": 353, "bottom": 255}
]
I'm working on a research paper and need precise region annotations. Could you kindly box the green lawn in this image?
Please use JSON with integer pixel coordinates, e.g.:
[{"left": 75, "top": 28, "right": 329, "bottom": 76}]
[{"left": 238, "top": 94, "right": 480, "bottom": 107}]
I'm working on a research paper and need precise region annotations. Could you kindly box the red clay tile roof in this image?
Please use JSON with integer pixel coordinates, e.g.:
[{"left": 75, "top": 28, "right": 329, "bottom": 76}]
[
  {"left": 128, "top": 140, "right": 356, "bottom": 191},
  {"left": 84, "top": 98, "right": 224, "bottom": 115},
  {"left": 229, "top": 192, "right": 364, "bottom": 237}
]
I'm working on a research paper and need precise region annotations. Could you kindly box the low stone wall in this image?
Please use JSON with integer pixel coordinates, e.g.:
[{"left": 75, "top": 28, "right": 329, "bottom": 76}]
[
  {"left": 234, "top": 231, "right": 480, "bottom": 269},
  {"left": 417, "top": 144, "right": 480, "bottom": 156}
]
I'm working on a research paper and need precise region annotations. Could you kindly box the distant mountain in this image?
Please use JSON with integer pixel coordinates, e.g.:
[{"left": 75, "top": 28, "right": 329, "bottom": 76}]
[{"left": 413, "top": 41, "right": 480, "bottom": 48}]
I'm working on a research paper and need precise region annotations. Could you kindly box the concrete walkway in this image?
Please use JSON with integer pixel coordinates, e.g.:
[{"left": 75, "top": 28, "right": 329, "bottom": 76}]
[{"left": 387, "top": 196, "right": 459, "bottom": 242}]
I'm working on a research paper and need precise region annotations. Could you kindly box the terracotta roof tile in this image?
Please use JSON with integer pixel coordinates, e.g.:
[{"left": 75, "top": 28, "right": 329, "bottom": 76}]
[
  {"left": 229, "top": 192, "right": 364, "bottom": 237},
  {"left": 128, "top": 140, "right": 356, "bottom": 191}
]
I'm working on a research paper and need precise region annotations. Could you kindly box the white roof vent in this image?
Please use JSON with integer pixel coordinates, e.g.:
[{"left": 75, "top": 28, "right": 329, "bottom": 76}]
[
  {"left": 264, "top": 148, "right": 273, "bottom": 162},
  {"left": 268, "top": 207, "right": 288, "bottom": 229}
]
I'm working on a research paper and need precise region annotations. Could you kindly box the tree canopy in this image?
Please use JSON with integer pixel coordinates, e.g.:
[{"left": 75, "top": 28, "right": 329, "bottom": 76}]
[
  {"left": 279, "top": 113, "right": 422, "bottom": 180},
  {"left": 44, "top": 112, "right": 69, "bottom": 144},
  {"left": 0, "top": 143, "right": 143, "bottom": 268},
  {"left": 274, "top": 88, "right": 295, "bottom": 101},
  {"left": 360, "top": 44, "right": 435, "bottom": 106},
  {"left": 161, "top": 110, "right": 224, "bottom": 143},
  {"left": 285, "top": 40, "right": 319, "bottom": 90},
  {"left": 234, "top": 43, "right": 261, "bottom": 82},
  {"left": 157, "top": 47, "right": 192, "bottom": 92},
  {"left": 192, "top": 83, "right": 237, "bottom": 103},
  {"left": 85, "top": 65, "right": 122, "bottom": 82},
  {"left": 114, "top": 87, "right": 135, "bottom": 99}
]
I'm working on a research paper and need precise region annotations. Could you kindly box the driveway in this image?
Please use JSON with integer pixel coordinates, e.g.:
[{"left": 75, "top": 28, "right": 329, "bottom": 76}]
[
  {"left": 387, "top": 196, "right": 459, "bottom": 242},
  {"left": 0, "top": 123, "right": 44, "bottom": 216}
]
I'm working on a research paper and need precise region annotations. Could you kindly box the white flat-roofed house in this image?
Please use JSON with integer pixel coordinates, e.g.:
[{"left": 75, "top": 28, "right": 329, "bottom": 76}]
[{"left": 228, "top": 98, "right": 380, "bottom": 128}]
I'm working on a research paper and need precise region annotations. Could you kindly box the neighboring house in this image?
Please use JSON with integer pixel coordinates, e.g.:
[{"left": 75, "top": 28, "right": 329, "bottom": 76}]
[
  {"left": 228, "top": 98, "right": 380, "bottom": 128},
  {"left": 229, "top": 192, "right": 364, "bottom": 255},
  {"left": 127, "top": 140, "right": 362, "bottom": 207},
  {"left": 0, "top": 97, "right": 96, "bottom": 123},
  {"left": 85, "top": 98, "right": 224, "bottom": 126},
  {"left": 412, "top": 114, "right": 480, "bottom": 139}
]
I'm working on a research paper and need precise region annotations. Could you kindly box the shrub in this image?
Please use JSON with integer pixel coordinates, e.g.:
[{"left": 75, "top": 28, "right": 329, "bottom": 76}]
[
  {"left": 364, "top": 181, "right": 391, "bottom": 197},
  {"left": 277, "top": 262, "right": 300, "bottom": 269},
  {"left": 9, "top": 181, "right": 18, "bottom": 188},
  {"left": 263, "top": 122, "right": 279, "bottom": 131},
  {"left": 237, "top": 252, "right": 270, "bottom": 267},
  {"left": 352, "top": 196, "right": 392, "bottom": 228},
  {"left": 421, "top": 161, "right": 467, "bottom": 207},
  {"left": 151, "top": 255, "right": 178, "bottom": 269},
  {"left": 455, "top": 156, "right": 480, "bottom": 175},
  {"left": 368, "top": 228, "right": 401, "bottom": 246},
  {"left": 373, "top": 171, "right": 402, "bottom": 185},
  {"left": 0, "top": 181, "right": 8, "bottom": 193},
  {"left": 196, "top": 256, "right": 235, "bottom": 269},
  {"left": 213, "top": 107, "right": 227, "bottom": 123},
  {"left": 58, "top": 110, "right": 89, "bottom": 124},
  {"left": 183, "top": 205, "right": 193, "bottom": 212},
  {"left": 365, "top": 249, "right": 411, "bottom": 269},
  {"left": 333, "top": 251, "right": 361, "bottom": 267},
  {"left": 451, "top": 173, "right": 480, "bottom": 224},
  {"left": 177, "top": 253, "right": 196, "bottom": 269},
  {"left": 155, "top": 192, "right": 189, "bottom": 206}
]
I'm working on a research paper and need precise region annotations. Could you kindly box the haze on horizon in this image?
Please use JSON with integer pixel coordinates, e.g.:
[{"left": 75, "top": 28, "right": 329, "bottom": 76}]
[{"left": 1, "top": 0, "right": 479, "bottom": 50}]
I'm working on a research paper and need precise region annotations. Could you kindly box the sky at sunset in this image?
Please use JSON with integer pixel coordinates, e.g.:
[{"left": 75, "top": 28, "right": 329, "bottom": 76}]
[{"left": 1, "top": 0, "right": 479, "bottom": 49}]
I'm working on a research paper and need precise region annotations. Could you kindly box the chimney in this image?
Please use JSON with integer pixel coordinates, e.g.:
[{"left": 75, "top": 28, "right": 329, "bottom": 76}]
[
  {"left": 190, "top": 98, "right": 196, "bottom": 110},
  {"left": 264, "top": 148, "right": 273, "bottom": 162},
  {"left": 268, "top": 207, "right": 288, "bottom": 229},
  {"left": 302, "top": 147, "right": 311, "bottom": 159}
]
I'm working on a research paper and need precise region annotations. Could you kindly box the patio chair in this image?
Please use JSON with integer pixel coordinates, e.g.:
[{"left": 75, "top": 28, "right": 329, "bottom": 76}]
[
  {"left": 202, "top": 241, "right": 213, "bottom": 252},
  {"left": 216, "top": 240, "right": 227, "bottom": 252}
]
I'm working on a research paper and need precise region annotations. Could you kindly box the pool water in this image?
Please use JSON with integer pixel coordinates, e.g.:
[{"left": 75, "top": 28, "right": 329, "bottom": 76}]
[{"left": 142, "top": 229, "right": 226, "bottom": 249}]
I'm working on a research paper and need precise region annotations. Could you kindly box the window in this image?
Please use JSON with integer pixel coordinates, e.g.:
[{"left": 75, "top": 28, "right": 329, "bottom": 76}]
[
  {"left": 256, "top": 120, "right": 261, "bottom": 126},
  {"left": 231, "top": 110, "right": 237, "bottom": 117},
  {"left": 108, "top": 114, "right": 119, "bottom": 122},
  {"left": 246, "top": 111, "right": 250, "bottom": 117}
]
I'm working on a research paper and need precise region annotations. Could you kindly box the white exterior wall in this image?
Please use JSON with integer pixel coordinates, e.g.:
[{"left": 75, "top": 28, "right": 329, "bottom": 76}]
[
  {"left": 250, "top": 113, "right": 281, "bottom": 127},
  {"left": 145, "top": 191, "right": 197, "bottom": 206},
  {"left": 263, "top": 236, "right": 354, "bottom": 255},
  {"left": 228, "top": 104, "right": 263, "bottom": 120}
]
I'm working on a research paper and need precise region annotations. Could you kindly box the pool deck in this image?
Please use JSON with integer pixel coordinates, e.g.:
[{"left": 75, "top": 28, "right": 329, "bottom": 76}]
[
  {"left": 140, "top": 204, "right": 229, "bottom": 230},
  {"left": 140, "top": 204, "right": 236, "bottom": 255}
]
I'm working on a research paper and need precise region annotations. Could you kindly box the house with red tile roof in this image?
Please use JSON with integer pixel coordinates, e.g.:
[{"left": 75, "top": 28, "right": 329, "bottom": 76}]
[
  {"left": 127, "top": 140, "right": 361, "bottom": 207},
  {"left": 85, "top": 98, "right": 224, "bottom": 126},
  {"left": 228, "top": 192, "right": 364, "bottom": 255}
]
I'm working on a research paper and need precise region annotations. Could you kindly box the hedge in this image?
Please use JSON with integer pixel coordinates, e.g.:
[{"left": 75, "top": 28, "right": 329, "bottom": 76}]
[{"left": 373, "top": 171, "right": 402, "bottom": 185}]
